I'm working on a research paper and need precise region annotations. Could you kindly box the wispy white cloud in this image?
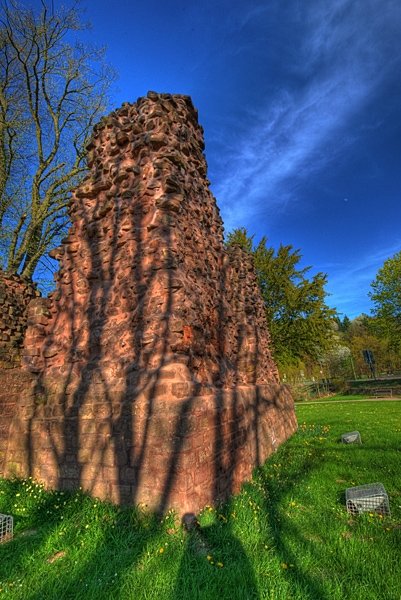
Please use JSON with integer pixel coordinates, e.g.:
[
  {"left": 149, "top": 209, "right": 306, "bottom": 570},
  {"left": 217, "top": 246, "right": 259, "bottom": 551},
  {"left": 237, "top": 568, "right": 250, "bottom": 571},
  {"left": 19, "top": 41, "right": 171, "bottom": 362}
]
[
  {"left": 325, "top": 240, "right": 401, "bottom": 317},
  {"left": 212, "top": 0, "right": 401, "bottom": 233}
]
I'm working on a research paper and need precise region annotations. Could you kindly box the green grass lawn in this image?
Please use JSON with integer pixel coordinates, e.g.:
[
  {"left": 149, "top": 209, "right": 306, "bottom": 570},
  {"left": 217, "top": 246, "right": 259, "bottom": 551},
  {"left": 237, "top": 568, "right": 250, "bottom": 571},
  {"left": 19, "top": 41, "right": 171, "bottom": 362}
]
[{"left": 0, "top": 399, "right": 400, "bottom": 599}]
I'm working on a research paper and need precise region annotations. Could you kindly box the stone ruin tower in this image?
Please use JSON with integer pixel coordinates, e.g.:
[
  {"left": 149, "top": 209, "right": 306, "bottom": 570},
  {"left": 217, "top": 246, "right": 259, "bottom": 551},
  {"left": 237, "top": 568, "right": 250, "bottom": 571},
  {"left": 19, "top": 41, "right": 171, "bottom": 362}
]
[{"left": 2, "top": 92, "right": 297, "bottom": 513}]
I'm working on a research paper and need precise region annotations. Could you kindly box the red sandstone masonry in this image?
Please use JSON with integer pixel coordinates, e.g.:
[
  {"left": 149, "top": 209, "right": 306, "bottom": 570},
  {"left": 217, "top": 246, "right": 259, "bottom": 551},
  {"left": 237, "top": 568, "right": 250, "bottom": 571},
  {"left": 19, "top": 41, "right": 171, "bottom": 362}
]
[
  {"left": 0, "top": 271, "right": 40, "bottom": 364},
  {"left": 22, "top": 92, "right": 278, "bottom": 385},
  {"left": 0, "top": 368, "right": 36, "bottom": 473},
  {"left": 4, "top": 372, "right": 296, "bottom": 512},
  {"left": 1, "top": 92, "right": 297, "bottom": 513}
]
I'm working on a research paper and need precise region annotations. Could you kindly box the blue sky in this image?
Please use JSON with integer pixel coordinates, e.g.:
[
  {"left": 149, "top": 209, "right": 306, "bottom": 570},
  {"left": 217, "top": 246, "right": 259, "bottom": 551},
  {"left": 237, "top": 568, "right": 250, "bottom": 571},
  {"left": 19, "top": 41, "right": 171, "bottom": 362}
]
[{"left": 63, "top": 0, "right": 401, "bottom": 318}]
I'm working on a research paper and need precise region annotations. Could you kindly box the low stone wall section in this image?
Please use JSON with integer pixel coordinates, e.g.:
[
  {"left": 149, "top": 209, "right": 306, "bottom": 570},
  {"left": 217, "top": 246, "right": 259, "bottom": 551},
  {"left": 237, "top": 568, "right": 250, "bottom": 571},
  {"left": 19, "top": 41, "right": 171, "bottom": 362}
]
[
  {"left": 1, "top": 364, "right": 296, "bottom": 513},
  {"left": 0, "top": 368, "right": 36, "bottom": 473}
]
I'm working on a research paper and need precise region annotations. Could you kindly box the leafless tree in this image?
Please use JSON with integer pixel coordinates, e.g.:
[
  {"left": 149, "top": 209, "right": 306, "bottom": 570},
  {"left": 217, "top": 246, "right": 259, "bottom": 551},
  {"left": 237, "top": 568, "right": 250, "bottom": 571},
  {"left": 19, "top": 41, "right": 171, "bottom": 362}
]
[{"left": 0, "top": 0, "right": 114, "bottom": 280}]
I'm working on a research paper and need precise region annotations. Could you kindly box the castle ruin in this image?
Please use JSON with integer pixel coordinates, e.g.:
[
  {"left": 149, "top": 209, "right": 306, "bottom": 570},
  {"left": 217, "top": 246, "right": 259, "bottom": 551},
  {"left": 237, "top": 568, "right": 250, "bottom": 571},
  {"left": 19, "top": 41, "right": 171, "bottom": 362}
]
[{"left": 0, "top": 92, "right": 297, "bottom": 513}]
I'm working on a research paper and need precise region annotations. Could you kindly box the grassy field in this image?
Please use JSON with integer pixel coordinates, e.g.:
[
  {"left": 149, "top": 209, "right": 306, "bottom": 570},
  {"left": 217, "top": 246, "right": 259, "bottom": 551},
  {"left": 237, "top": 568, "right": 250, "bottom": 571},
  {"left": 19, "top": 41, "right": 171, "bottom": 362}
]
[{"left": 0, "top": 399, "right": 400, "bottom": 599}]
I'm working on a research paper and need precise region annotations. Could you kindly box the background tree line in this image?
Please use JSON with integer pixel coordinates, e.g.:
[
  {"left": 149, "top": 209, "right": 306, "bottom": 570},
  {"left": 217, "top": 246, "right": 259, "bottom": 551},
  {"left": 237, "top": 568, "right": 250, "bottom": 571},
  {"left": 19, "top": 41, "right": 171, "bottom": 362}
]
[
  {"left": 327, "top": 251, "right": 401, "bottom": 381},
  {"left": 227, "top": 229, "right": 401, "bottom": 382}
]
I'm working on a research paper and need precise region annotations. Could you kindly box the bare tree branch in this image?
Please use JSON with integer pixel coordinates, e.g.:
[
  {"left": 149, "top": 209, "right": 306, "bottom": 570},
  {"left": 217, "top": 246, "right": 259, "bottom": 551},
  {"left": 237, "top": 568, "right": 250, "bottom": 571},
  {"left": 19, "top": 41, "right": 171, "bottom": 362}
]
[{"left": 0, "top": 0, "right": 114, "bottom": 280}]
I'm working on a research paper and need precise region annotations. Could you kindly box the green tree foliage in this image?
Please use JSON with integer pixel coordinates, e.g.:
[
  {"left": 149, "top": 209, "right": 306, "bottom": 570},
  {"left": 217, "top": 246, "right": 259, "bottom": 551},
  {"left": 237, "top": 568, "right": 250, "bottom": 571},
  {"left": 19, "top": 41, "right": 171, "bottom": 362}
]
[
  {"left": 226, "top": 228, "right": 336, "bottom": 368},
  {"left": 369, "top": 250, "right": 401, "bottom": 352},
  {"left": 341, "top": 314, "right": 401, "bottom": 377},
  {"left": 333, "top": 315, "right": 351, "bottom": 333},
  {"left": 226, "top": 228, "right": 253, "bottom": 252},
  {"left": 0, "top": 1, "right": 114, "bottom": 279}
]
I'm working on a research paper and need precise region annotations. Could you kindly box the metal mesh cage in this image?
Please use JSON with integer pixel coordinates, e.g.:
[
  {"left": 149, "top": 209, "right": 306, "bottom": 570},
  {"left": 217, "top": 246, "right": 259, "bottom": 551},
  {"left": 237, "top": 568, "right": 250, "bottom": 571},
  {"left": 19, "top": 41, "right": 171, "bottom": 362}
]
[
  {"left": 341, "top": 431, "right": 362, "bottom": 444},
  {"left": 346, "top": 483, "right": 390, "bottom": 516},
  {"left": 0, "top": 513, "right": 13, "bottom": 543}
]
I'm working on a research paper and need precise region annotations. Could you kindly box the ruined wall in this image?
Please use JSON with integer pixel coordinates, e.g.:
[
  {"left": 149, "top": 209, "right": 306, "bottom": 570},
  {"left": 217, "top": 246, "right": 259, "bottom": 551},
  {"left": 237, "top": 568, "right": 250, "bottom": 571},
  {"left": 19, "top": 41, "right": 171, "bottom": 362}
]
[
  {"left": 1, "top": 92, "right": 296, "bottom": 513},
  {"left": 0, "top": 271, "right": 40, "bottom": 365},
  {"left": 0, "top": 368, "right": 35, "bottom": 473},
  {"left": 23, "top": 92, "right": 278, "bottom": 387}
]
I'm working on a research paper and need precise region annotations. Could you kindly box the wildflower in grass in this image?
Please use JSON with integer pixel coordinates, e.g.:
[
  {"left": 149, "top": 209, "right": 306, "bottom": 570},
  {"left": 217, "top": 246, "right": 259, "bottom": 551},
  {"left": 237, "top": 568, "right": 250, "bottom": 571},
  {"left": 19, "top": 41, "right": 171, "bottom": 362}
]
[
  {"left": 216, "top": 562, "right": 224, "bottom": 568},
  {"left": 281, "top": 563, "right": 288, "bottom": 569},
  {"left": 158, "top": 547, "right": 164, "bottom": 554}
]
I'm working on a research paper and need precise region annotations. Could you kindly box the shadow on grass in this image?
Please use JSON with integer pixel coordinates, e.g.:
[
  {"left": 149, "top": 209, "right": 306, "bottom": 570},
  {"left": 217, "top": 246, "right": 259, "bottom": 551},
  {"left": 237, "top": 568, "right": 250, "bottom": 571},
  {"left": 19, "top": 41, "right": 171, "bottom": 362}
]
[
  {"left": 172, "top": 513, "right": 259, "bottom": 600},
  {"left": 0, "top": 479, "right": 261, "bottom": 600},
  {"left": 0, "top": 480, "right": 164, "bottom": 599},
  {"left": 254, "top": 443, "right": 330, "bottom": 600},
  {"left": 252, "top": 418, "right": 401, "bottom": 600},
  {"left": 2, "top": 424, "right": 400, "bottom": 600}
]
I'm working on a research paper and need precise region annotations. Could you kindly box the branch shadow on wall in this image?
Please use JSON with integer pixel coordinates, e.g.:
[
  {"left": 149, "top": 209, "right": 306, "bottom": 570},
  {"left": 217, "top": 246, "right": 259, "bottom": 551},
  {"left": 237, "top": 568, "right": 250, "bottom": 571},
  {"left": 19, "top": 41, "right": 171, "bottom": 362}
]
[
  {"left": 10, "top": 184, "right": 294, "bottom": 597},
  {"left": 22, "top": 187, "right": 294, "bottom": 509}
]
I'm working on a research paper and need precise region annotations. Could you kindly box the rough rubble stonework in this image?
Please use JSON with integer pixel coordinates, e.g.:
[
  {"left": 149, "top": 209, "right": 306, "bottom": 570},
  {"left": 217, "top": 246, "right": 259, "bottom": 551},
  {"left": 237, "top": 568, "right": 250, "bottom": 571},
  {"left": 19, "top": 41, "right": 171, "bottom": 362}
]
[
  {"left": 0, "top": 271, "right": 40, "bottom": 365},
  {"left": 1, "top": 92, "right": 297, "bottom": 513}
]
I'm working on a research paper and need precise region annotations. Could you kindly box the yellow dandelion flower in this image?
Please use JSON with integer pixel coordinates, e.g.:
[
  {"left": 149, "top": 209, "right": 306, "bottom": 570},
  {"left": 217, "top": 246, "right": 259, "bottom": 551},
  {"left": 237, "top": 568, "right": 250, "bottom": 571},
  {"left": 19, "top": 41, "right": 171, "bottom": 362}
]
[
  {"left": 217, "top": 562, "right": 224, "bottom": 568},
  {"left": 159, "top": 547, "right": 164, "bottom": 554}
]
